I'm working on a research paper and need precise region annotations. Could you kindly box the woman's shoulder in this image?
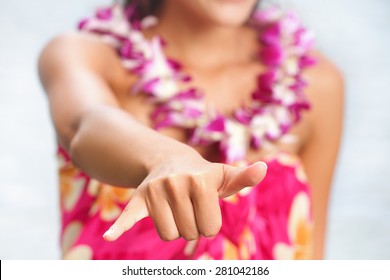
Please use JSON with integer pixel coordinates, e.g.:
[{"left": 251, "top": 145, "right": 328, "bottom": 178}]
[
  {"left": 308, "top": 51, "right": 344, "bottom": 93},
  {"left": 287, "top": 50, "right": 344, "bottom": 153},
  {"left": 301, "top": 50, "right": 344, "bottom": 144},
  {"left": 306, "top": 50, "right": 344, "bottom": 114},
  {"left": 38, "top": 31, "right": 133, "bottom": 92}
]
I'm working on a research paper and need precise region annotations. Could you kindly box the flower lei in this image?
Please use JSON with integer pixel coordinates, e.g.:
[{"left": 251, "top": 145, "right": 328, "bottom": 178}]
[{"left": 79, "top": 4, "right": 315, "bottom": 164}]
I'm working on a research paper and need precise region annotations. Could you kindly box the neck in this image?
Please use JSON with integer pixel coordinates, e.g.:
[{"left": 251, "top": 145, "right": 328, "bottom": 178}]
[{"left": 146, "top": 2, "right": 254, "bottom": 69}]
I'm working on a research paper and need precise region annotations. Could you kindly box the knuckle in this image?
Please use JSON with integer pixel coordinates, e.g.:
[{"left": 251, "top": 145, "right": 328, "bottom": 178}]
[
  {"left": 147, "top": 178, "right": 159, "bottom": 188},
  {"left": 202, "top": 228, "right": 219, "bottom": 238},
  {"left": 146, "top": 179, "right": 160, "bottom": 198},
  {"left": 166, "top": 174, "right": 178, "bottom": 185},
  {"left": 164, "top": 178, "right": 183, "bottom": 202},
  {"left": 165, "top": 175, "right": 179, "bottom": 193},
  {"left": 218, "top": 164, "right": 228, "bottom": 190},
  {"left": 159, "top": 231, "right": 180, "bottom": 241},
  {"left": 182, "top": 231, "right": 199, "bottom": 241},
  {"left": 201, "top": 220, "right": 222, "bottom": 237},
  {"left": 190, "top": 173, "right": 204, "bottom": 185},
  {"left": 190, "top": 174, "right": 207, "bottom": 195}
]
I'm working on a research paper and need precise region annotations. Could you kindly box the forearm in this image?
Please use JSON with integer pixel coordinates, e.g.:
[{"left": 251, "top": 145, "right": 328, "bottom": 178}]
[
  {"left": 39, "top": 34, "right": 201, "bottom": 188},
  {"left": 69, "top": 105, "right": 196, "bottom": 187}
]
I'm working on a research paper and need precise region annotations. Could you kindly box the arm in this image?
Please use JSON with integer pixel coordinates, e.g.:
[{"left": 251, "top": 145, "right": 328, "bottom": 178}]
[
  {"left": 38, "top": 33, "right": 267, "bottom": 241},
  {"left": 299, "top": 52, "right": 345, "bottom": 259},
  {"left": 38, "top": 32, "right": 193, "bottom": 187}
]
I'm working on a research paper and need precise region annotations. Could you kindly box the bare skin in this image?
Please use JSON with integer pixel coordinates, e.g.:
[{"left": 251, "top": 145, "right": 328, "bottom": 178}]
[{"left": 39, "top": 0, "right": 343, "bottom": 259}]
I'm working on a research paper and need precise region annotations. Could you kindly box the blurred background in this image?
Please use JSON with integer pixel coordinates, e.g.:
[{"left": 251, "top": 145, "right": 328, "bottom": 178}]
[{"left": 0, "top": 0, "right": 389, "bottom": 259}]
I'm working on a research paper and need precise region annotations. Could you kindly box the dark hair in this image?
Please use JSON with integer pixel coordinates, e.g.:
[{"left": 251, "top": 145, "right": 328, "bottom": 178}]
[
  {"left": 123, "top": 0, "right": 162, "bottom": 17},
  {"left": 122, "top": 0, "right": 262, "bottom": 19}
]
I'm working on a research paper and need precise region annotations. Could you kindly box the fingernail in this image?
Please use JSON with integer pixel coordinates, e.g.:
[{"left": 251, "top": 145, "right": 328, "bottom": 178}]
[
  {"left": 255, "top": 161, "right": 268, "bottom": 171},
  {"left": 103, "top": 228, "right": 113, "bottom": 239}
]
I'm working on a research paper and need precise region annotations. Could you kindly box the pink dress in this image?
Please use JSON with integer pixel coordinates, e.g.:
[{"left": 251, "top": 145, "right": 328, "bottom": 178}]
[
  {"left": 58, "top": 4, "right": 315, "bottom": 260},
  {"left": 59, "top": 150, "right": 313, "bottom": 260}
]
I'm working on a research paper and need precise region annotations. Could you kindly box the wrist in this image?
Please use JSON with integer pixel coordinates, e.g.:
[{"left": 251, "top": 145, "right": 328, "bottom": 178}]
[{"left": 144, "top": 142, "right": 202, "bottom": 173}]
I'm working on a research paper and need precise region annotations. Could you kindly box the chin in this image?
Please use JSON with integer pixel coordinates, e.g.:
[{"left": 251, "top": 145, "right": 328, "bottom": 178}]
[
  {"left": 174, "top": 0, "right": 259, "bottom": 27},
  {"left": 207, "top": 0, "right": 259, "bottom": 26}
]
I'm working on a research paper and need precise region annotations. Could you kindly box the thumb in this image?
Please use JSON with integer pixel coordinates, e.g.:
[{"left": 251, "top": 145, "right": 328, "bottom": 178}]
[
  {"left": 103, "top": 192, "right": 149, "bottom": 241},
  {"left": 218, "top": 161, "right": 267, "bottom": 198}
]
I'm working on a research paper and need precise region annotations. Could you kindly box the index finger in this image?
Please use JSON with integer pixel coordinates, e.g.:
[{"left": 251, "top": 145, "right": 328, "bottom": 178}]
[{"left": 103, "top": 193, "right": 149, "bottom": 241}]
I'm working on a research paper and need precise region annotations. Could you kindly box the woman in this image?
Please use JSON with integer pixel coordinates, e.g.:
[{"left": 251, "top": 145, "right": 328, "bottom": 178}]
[{"left": 38, "top": 0, "right": 343, "bottom": 259}]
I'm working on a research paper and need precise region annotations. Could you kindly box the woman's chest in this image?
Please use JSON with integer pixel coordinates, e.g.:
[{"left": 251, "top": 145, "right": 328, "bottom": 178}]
[{"left": 112, "top": 65, "right": 307, "bottom": 163}]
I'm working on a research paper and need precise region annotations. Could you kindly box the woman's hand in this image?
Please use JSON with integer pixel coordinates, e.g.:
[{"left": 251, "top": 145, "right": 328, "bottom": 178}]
[{"left": 103, "top": 151, "right": 267, "bottom": 241}]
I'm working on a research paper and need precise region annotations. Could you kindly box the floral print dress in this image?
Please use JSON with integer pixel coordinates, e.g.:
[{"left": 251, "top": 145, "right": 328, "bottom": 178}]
[{"left": 59, "top": 148, "right": 313, "bottom": 260}]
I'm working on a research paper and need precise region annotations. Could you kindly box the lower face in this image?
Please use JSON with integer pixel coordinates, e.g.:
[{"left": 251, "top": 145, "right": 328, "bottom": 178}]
[{"left": 165, "top": 0, "right": 260, "bottom": 27}]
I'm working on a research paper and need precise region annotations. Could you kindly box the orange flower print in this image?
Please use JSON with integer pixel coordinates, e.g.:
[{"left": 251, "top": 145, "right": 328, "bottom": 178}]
[
  {"left": 62, "top": 221, "right": 83, "bottom": 255},
  {"left": 63, "top": 244, "right": 93, "bottom": 260},
  {"left": 222, "top": 238, "right": 239, "bottom": 259},
  {"left": 238, "top": 226, "right": 257, "bottom": 259},
  {"left": 275, "top": 151, "right": 309, "bottom": 184},
  {"left": 58, "top": 157, "right": 86, "bottom": 212},
  {"left": 223, "top": 188, "right": 252, "bottom": 204},
  {"left": 183, "top": 240, "right": 198, "bottom": 257},
  {"left": 275, "top": 152, "right": 299, "bottom": 167},
  {"left": 294, "top": 164, "right": 308, "bottom": 184},
  {"left": 90, "top": 183, "right": 135, "bottom": 221},
  {"left": 222, "top": 226, "right": 256, "bottom": 259},
  {"left": 197, "top": 253, "right": 214, "bottom": 260},
  {"left": 273, "top": 192, "right": 313, "bottom": 259}
]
